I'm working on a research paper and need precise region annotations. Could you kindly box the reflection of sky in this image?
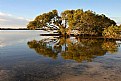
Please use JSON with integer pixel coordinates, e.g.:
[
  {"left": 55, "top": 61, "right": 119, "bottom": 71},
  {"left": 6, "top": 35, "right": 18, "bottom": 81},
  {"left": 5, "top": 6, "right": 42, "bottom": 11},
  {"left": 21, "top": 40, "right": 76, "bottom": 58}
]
[
  {"left": 0, "top": 30, "right": 121, "bottom": 81},
  {"left": 0, "top": 30, "right": 54, "bottom": 47}
]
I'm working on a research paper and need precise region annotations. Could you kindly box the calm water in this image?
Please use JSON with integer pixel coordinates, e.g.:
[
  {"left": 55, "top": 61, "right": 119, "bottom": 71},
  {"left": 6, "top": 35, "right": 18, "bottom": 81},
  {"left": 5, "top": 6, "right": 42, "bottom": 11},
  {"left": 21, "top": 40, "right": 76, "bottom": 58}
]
[{"left": 0, "top": 30, "right": 121, "bottom": 81}]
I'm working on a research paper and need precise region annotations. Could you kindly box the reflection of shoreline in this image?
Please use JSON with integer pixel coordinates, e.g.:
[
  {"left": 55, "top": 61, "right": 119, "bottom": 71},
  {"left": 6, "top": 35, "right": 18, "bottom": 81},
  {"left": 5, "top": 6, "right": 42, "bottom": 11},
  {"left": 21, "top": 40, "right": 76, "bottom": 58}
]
[
  {"left": 0, "top": 38, "right": 32, "bottom": 48},
  {"left": 0, "top": 41, "right": 19, "bottom": 47},
  {"left": 0, "top": 30, "right": 45, "bottom": 47}
]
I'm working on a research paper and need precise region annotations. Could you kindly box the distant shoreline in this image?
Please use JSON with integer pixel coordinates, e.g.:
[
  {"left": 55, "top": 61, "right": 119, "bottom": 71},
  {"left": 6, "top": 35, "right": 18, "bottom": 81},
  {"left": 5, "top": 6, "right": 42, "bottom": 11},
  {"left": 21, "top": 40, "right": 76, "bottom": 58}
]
[
  {"left": 0, "top": 28, "right": 28, "bottom": 30},
  {"left": 0, "top": 28, "right": 50, "bottom": 30}
]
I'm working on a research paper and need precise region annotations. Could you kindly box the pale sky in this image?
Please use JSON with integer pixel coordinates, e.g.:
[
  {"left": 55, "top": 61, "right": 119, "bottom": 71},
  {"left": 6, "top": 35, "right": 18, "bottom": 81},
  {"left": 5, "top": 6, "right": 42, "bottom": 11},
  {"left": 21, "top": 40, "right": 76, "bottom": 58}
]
[{"left": 0, "top": 0, "right": 121, "bottom": 28}]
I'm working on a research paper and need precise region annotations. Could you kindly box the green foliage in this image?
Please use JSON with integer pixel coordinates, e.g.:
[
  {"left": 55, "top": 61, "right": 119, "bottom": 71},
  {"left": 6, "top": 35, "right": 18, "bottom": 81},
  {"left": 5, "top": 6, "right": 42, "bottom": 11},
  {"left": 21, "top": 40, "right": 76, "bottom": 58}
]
[
  {"left": 27, "top": 9, "right": 116, "bottom": 36},
  {"left": 102, "top": 25, "right": 121, "bottom": 38},
  {"left": 27, "top": 9, "right": 61, "bottom": 30},
  {"left": 27, "top": 21, "right": 37, "bottom": 30},
  {"left": 61, "top": 9, "right": 116, "bottom": 35},
  {"left": 119, "top": 24, "right": 121, "bottom": 31}
]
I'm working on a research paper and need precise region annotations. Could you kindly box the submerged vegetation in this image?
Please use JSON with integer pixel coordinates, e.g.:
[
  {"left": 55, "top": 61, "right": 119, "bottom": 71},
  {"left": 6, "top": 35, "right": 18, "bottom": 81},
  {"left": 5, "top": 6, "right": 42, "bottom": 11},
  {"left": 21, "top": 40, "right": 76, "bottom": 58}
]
[{"left": 27, "top": 9, "right": 121, "bottom": 37}]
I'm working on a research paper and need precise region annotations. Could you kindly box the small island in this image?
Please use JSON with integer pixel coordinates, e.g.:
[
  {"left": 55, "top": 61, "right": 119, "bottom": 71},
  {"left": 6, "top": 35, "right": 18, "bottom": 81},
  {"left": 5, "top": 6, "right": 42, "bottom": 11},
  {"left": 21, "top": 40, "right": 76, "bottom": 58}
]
[
  {"left": 1, "top": 1, "right": 121, "bottom": 81},
  {"left": 27, "top": 9, "right": 121, "bottom": 39}
]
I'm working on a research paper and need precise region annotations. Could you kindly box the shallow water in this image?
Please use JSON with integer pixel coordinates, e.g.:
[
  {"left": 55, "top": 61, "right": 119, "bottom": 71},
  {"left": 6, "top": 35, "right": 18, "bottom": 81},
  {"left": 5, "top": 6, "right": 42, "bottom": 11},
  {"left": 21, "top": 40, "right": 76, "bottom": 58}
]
[{"left": 0, "top": 30, "right": 121, "bottom": 81}]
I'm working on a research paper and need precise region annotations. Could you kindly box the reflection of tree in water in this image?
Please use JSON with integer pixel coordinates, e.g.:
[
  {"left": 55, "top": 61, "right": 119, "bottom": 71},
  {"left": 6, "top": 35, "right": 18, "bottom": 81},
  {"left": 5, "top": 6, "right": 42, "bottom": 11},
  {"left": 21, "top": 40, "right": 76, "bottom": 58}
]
[
  {"left": 102, "top": 40, "right": 118, "bottom": 54},
  {"left": 61, "top": 38, "right": 106, "bottom": 62},
  {"left": 27, "top": 37, "right": 119, "bottom": 62},
  {"left": 28, "top": 39, "right": 58, "bottom": 59}
]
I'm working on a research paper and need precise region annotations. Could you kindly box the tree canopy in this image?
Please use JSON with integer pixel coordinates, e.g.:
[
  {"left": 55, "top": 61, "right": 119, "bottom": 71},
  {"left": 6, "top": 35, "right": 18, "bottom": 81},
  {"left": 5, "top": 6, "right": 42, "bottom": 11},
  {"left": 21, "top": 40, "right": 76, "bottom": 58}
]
[
  {"left": 102, "top": 25, "right": 121, "bottom": 38},
  {"left": 27, "top": 9, "right": 116, "bottom": 36}
]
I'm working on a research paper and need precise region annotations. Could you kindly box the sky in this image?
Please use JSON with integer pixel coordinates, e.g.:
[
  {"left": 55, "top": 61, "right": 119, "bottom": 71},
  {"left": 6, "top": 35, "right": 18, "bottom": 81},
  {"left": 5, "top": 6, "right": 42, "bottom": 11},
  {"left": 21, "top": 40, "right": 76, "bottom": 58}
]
[{"left": 0, "top": 0, "right": 121, "bottom": 28}]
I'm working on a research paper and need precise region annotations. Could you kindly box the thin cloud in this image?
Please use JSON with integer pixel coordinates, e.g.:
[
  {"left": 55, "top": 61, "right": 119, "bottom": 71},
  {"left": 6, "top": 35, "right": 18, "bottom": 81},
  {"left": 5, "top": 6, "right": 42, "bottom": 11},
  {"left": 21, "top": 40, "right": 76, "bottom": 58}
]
[{"left": 0, "top": 12, "right": 30, "bottom": 28}]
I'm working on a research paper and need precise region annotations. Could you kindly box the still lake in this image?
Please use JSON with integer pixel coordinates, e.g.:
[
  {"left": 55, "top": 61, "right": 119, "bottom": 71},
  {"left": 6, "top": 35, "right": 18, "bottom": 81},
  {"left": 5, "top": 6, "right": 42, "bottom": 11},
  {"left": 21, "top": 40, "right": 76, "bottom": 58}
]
[{"left": 0, "top": 30, "right": 121, "bottom": 81}]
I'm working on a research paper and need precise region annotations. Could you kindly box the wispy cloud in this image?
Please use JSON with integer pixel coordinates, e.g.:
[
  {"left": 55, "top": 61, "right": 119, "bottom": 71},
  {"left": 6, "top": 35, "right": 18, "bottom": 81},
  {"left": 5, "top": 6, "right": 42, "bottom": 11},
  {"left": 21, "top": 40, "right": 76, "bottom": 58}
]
[{"left": 0, "top": 12, "right": 31, "bottom": 28}]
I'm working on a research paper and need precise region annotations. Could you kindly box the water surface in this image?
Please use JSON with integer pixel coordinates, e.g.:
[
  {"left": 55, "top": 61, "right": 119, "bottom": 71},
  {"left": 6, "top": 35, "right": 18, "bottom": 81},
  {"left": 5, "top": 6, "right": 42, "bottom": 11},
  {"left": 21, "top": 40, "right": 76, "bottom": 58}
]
[{"left": 0, "top": 30, "right": 121, "bottom": 81}]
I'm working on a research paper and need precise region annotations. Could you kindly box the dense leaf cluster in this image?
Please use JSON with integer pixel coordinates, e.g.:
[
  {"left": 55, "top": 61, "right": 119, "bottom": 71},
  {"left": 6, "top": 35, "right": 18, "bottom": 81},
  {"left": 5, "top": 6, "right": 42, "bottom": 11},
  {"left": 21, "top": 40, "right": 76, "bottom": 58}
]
[
  {"left": 27, "top": 9, "right": 116, "bottom": 35},
  {"left": 103, "top": 25, "right": 121, "bottom": 38}
]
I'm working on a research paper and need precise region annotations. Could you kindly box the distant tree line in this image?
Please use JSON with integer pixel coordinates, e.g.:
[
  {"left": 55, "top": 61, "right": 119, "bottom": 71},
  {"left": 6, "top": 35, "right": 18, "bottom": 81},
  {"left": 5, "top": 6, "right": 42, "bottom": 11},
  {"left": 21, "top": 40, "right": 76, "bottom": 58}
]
[{"left": 27, "top": 9, "right": 121, "bottom": 37}]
